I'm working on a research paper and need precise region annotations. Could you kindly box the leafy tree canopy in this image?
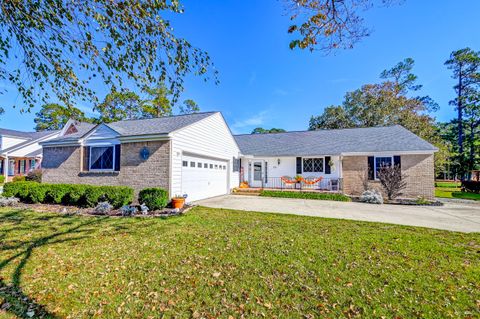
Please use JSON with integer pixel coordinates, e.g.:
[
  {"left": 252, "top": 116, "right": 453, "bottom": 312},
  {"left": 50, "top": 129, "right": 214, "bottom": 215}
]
[
  {"left": 287, "top": 0, "right": 401, "bottom": 53},
  {"left": 94, "top": 89, "right": 142, "bottom": 123},
  {"left": 0, "top": 0, "right": 216, "bottom": 112},
  {"left": 34, "top": 103, "right": 91, "bottom": 131},
  {"left": 179, "top": 99, "right": 200, "bottom": 115},
  {"left": 309, "top": 58, "right": 449, "bottom": 173},
  {"left": 251, "top": 127, "right": 287, "bottom": 134},
  {"left": 141, "top": 84, "right": 174, "bottom": 118}
]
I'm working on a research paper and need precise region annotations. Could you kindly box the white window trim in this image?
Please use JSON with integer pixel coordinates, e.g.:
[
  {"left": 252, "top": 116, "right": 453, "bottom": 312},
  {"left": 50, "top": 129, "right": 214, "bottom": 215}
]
[
  {"left": 374, "top": 155, "right": 394, "bottom": 180},
  {"left": 302, "top": 157, "right": 325, "bottom": 173},
  {"left": 89, "top": 146, "right": 116, "bottom": 172}
]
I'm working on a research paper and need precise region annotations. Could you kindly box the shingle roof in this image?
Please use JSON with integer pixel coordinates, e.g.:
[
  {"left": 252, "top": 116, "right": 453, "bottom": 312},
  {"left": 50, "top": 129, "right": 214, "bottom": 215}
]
[
  {"left": 0, "top": 128, "right": 56, "bottom": 139},
  {"left": 55, "top": 122, "right": 97, "bottom": 142},
  {"left": 43, "top": 112, "right": 217, "bottom": 144},
  {"left": 105, "top": 112, "right": 216, "bottom": 136},
  {"left": 234, "top": 125, "right": 437, "bottom": 156},
  {"left": 1, "top": 130, "right": 59, "bottom": 153}
]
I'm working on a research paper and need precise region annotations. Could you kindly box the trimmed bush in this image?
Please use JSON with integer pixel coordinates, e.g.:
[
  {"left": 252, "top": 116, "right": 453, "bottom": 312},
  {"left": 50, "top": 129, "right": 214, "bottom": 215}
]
[
  {"left": 12, "top": 175, "right": 26, "bottom": 182},
  {"left": 27, "top": 183, "right": 49, "bottom": 203},
  {"left": 26, "top": 169, "right": 42, "bottom": 182},
  {"left": 138, "top": 188, "right": 169, "bottom": 211},
  {"left": 3, "top": 181, "right": 37, "bottom": 200},
  {"left": 360, "top": 189, "right": 383, "bottom": 204},
  {"left": 45, "top": 184, "right": 70, "bottom": 204},
  {"left": 101, "top": 186, "right": 134, "bottom": 208},
  {"left": 0, "top": 175, "right": 5, "bottom": 184},
  {"left": 84, "top": 186, "right": 105, "bottom": 207},
  {"left": 259, "top": 190, "right": 351, "bottom": 202},
  {"left": 462, "top": 181, "right": 480, "bottom": 193},
  {"left": 3, "top": 182, "right": 133, "bottom": 208}
]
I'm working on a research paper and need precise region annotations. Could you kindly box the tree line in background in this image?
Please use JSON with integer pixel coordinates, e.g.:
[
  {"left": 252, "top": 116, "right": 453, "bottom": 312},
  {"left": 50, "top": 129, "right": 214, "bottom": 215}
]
[
  {"left": 309, "top": 48, "right": 480, "bottom": 180},
  {"left": 34, "top": 84, "right": 200, "bottom": 131}
]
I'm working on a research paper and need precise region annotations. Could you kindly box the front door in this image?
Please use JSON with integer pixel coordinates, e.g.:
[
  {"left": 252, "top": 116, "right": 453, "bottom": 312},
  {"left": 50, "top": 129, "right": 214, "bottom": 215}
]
[{"left": 251, "top": 161, "right": 263, "bottom": 188}]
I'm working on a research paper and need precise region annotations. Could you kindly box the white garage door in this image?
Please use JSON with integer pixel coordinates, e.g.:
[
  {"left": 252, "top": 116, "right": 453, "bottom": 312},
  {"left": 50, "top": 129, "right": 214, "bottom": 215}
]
[{"left": 181, "top": 155, "right": 229, "bottom": 201}]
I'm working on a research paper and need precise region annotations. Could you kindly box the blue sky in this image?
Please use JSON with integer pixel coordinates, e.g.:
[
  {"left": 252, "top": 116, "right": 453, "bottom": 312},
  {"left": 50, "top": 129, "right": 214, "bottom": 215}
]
[{"left": 1, "top": 0, "right": 479, "bottom": 133}]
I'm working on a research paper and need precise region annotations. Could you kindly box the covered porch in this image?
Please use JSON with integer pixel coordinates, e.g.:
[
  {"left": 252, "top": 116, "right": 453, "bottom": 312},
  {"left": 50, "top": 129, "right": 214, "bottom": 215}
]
[
  {"left": 0, "top": 155, "right": 42, "bottom": 181},
  {"left": 239, "top": 155, "right": 343, "bottom": 192}
]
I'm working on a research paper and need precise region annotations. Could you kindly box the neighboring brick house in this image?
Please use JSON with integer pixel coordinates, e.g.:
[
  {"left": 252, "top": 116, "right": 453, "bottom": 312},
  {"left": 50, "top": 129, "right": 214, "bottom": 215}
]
[
  {"left": 41, "top": 113, "right": 437, "bottom": 201},
  {"left": 0, "top": 128, "right": 60, "bottom": 181}
]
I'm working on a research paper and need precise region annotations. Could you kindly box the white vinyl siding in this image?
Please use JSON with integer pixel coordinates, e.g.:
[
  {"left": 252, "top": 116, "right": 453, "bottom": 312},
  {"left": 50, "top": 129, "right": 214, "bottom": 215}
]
[{"left": 170, "top": 113, "right": 240, "bottom": 199}]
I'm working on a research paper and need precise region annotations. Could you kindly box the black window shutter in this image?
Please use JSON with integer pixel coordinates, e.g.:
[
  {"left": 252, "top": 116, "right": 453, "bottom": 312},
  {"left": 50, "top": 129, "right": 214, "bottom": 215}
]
[
  {"left": 17, "top": 161, "right": 20, "bottom": 174},
  {"left": 325, "top": 156, "right": 331, "bottom": 174},
  {"left": 367, "top": 156, "right": 374, "bottom": 180},
  {"left": 393, "top": 155, "right": 401, "bottom": 169},
  {"left": 114, "top": 144, "right": 121, "bottom": 171},
  {"left": 83, "top": 146, "right": 90, "bottom": 171},
  {"left": 296, "top": 157, "right": 302, "bottom": 174}
]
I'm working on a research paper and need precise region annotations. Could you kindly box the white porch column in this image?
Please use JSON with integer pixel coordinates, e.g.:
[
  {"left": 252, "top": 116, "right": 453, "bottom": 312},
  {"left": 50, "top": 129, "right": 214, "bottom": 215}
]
[{"left": 3, "top": 155, "right": 8, "bottom": 178}]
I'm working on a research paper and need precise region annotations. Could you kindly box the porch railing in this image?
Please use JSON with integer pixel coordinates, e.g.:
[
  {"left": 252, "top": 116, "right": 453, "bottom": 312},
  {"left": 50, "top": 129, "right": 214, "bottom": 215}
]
[{"left": 254, "top": 177, "right": 343, "bottom": 191}]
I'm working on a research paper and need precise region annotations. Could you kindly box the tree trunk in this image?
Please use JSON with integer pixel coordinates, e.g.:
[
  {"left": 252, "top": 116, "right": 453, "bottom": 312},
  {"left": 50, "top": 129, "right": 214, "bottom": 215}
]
[{"left": 457, "top": 68, "right": 465, "bottom": 179}]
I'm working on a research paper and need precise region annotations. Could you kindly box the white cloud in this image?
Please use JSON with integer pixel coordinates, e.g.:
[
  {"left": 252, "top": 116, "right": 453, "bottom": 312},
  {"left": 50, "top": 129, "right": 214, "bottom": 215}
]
[{"left": 231, "top": 110, "right": 268, "bottom": 133}]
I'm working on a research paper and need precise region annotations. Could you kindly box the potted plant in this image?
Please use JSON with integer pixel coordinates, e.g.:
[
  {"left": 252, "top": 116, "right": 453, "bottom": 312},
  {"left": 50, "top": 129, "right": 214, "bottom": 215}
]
[
  {"left": 295, "top": 175, "right": 303, "bottom": 189},
  {"left": 172, "top": 194, "right": 187, "bottom": 209}
]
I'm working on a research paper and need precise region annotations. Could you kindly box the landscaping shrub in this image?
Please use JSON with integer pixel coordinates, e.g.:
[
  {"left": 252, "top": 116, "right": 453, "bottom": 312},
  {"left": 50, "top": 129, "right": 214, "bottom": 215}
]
[
  {"left": 3, "top": 182, "right": 133, "bottom": 208},
  {"left": 45, "top": 184, "right": 70, "bottom": 204},
  {"left": 25, "top": 169, "right": 42, "bottom": 182},
  {"left": 63, "top": 184, "right": 88, "bottom": 206},
  {"left": 0, "top": 197, "right": 19, "bottom": 207},
  {"left": 0, "top": 175, "right": 5, "bottom": 184},
  {"left": 101, "top": 186, "right": 134, "bottom": 208},
  {"left": 120, "top": 205, "right": 138, "bottom": 216},
  {"left": 84, "top": 186, "right": 105, "bottom": 207},
  {"left": 360, "top": 189, "right": 383, "bottom": 204},
  {"left": 3, "top": 181, "right": 37, "bottom": 200},
  {"left": 94, "top": 202, "right": 113, "bottom": 215},
  {"left": 461, "top": 181, "right": 480, "bottom": 193},
  {"left": 27, "top": 183, "right": 49, "bottom": 203},
  {"left": 12, "top": 175, "right": 26, "bottom": 182},
  {"left": 138, "top": 188, "right": 169, "bottom": 210},
  {"left": 259, "top": 190, "right": 351, "bottom": 202}
]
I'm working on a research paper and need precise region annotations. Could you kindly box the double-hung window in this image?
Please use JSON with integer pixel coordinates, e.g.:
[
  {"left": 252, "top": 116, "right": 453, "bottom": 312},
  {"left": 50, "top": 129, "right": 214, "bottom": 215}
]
[
  {"left": 303, "top": 158, "right": 324, "bottom": 173},
  {"left": 90, "top": 146, "right": 115, "bottom": 171},
  {"left": 374, "top": 156, "right": 393, "bottom": 179}
]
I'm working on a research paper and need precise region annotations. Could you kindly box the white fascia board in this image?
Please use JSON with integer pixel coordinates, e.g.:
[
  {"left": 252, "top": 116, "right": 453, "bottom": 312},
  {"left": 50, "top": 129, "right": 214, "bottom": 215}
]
[{"left": 41, "top": 140, "right": 81, "bottom": 147}]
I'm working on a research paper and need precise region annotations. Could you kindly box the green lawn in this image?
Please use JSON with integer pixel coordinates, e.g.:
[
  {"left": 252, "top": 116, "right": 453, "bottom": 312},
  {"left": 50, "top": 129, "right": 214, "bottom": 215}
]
[
  {"left": 0, "top": 208, "right": 479, "bottom": 318},
  {"left": 434, "top": 181, "right": 480, "bottom": 201}
]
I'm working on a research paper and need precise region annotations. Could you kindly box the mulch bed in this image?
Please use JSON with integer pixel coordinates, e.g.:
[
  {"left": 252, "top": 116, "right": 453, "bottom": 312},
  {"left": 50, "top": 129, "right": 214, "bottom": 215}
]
[
  {"left": 13, "top": 202, "right": 194, "bottom": 217},
  {"left": 350, "top": 196, "right": 443, "bottom": 206}
]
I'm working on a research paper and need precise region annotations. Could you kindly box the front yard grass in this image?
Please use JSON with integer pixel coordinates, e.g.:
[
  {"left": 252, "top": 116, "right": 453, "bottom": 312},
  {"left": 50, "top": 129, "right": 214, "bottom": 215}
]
[
  {"left": 0, "top": 207, "right": 479, "bottom": 318},
  {"left": 435, "top": 181, "right": 480, "bottom": 201}
]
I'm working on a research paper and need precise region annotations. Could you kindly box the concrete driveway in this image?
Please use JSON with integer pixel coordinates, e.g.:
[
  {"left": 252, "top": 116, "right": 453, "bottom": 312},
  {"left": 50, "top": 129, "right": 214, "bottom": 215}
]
[{"left": 194, "top": 195, "right": 480, "bottom": 233}]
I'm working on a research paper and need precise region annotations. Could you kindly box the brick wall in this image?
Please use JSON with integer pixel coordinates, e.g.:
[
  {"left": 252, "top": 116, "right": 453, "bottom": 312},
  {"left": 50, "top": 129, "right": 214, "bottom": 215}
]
[
  {"left": 42, "top": 140, "right": 170, "bottom": 197},
  {"left": 342, "top": 154, "right": 435, "bottom": 199}
]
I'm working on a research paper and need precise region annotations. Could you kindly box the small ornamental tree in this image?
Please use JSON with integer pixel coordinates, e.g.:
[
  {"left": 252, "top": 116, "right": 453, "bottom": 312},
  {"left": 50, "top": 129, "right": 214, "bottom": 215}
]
[{"left": 377, "top": 164, "right": 407, "bottom": 200}]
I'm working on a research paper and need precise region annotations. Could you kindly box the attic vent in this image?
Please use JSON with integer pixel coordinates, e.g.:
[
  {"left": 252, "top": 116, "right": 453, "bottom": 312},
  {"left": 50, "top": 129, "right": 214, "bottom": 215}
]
[{"left": 64, "top": 124, "right": 78, "bottom": 135}]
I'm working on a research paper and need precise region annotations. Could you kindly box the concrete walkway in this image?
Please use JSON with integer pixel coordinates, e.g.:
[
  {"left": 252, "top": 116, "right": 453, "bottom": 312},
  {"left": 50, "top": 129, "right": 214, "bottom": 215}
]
[{"left": 194, "top": 195, "right": 480, "bottom": 233}]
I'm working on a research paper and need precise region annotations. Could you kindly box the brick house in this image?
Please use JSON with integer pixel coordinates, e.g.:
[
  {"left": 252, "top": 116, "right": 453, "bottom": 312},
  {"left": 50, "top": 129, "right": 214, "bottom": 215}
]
[{"left": 40, "top": 113, "right": 437, "bottom": 201}]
